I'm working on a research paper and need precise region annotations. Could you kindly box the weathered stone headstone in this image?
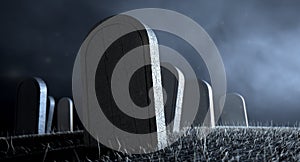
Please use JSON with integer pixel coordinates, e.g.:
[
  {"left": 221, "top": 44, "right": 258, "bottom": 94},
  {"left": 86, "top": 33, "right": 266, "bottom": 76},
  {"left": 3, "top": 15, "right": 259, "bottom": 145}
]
[
  {"left": 218, "top": 93, "right": 249, "bottom": 126},
  {"left": 57, "top": 97, "right": 73, "bottom": 132},
  {"left": 192, "top": 80, "right": 215, "bottom": 127},
  {"left": 46, "top": 96, "right": 55, "bottom": 133},
  {"left": 15, "top": 77, "right": 47, "bottom": 135},
  {"left": 73, "top": 15, "right": 187, "bottom": 151}
]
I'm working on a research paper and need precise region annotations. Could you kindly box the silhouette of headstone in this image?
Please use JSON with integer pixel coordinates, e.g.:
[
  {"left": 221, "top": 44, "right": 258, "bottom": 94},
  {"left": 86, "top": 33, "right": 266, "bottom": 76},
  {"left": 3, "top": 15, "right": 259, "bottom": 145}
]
[
  {"left": 46, "top": 96, "right": 55, "bottom": 133},
  {"left": 57, "top": 97, "right": 73, "bottom": 132},
  {"left": 218, "top": 93, "right": 249, "bottom": 126},
  {"left": 192, "top": 80, "right": 215, "bottom": 127},
  {"left": 72, "top": 15, "right": 177, "bottom": 150},
  {"left": 15, "top": 77, "right": 47, "bottom": 135}
]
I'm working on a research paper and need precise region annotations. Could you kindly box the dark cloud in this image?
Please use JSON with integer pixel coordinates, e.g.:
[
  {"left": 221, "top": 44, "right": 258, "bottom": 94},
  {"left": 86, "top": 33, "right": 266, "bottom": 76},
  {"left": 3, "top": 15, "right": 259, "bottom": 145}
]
[{"left": 0, "top": 0, "right": 300, "bottom": 128}]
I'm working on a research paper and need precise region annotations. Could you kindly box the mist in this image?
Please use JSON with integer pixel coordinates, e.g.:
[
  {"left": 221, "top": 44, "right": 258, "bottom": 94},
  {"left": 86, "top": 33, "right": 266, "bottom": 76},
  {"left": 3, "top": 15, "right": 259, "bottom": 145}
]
[{"left": 0, "top": 0, "right": 300, "bottom": 127}]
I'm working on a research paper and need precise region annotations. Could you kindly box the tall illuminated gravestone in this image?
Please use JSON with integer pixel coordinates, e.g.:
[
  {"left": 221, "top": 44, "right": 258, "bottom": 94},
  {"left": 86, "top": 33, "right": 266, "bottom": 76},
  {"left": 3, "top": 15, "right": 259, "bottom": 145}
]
[
  {"left": 72, "top": 13, "right": 248, "bottom": 153},
  {"left": 15, "top": 78, "right": 47, "bottom": 135},
  {"left": 72, "top": 15, "right": 180, "bottom": 152}
]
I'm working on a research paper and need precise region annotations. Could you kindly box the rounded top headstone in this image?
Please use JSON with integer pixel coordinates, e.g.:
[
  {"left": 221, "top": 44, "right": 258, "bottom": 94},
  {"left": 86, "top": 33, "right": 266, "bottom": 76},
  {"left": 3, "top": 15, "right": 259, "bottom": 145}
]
[
  {"left": 16, "top": 77, "right": 47, "bottom": 135},
  {"left": 57, "top": 97, "right": 73, "bottom": 132}
]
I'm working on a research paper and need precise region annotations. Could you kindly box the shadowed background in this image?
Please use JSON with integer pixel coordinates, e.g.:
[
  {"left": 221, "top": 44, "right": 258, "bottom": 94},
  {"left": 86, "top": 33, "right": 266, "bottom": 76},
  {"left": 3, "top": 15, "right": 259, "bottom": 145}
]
[{"left": 1, "top": 0, "right": 300, "bottom": 132}]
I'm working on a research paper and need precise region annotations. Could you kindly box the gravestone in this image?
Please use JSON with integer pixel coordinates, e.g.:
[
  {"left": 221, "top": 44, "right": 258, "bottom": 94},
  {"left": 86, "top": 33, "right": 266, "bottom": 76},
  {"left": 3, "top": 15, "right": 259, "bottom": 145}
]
[
  {"left": 172, "top": 67, "right": 185, "bottom": 133},
  {"left": 218, "top": 93, "right": 249, "bottom": 126},
  {"left": 15, "top": 77, "right": 47, "bottom": 135},
  {"left": 72, "top": 15, "right": 188, "bottom": 151},
  {"left": 57, "top": 97, "right": 73, "bottom": 132},
  {"left": 192, "top": 80, "right": 215, "bottom": 127},
  {"left": 46, "top": 96, "right": 55, "bottom": 133}
]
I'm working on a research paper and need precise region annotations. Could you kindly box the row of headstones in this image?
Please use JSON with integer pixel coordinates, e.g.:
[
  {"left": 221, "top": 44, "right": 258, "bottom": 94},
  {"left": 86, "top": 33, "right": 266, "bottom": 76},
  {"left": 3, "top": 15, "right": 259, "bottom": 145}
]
[
  {"left": 193, "top": 80, "right": 249, "bottom": 128},
  {"left": 73, "top": 14, "right": 248, "bottom": 134},
  {"left": 14, "top": 77, "right": 248, "bottom": 136},
  {"left": 156, "top": 78, "right": 249, "bottom": 133},
  {"left": 15, "top": 77, "right": 74, "bottom": 135}
]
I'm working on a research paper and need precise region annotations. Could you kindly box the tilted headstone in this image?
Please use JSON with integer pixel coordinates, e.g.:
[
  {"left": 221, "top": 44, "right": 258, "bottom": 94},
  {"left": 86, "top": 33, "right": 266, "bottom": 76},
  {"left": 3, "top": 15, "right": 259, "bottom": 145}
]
[
  {"left": 192, "top": 80, "right": 215, "bottom": 127},
  {"left": 57, "top": 97, "right": 73, "bottom": 132},
  {"left": 15, "top": 77, "right": 47, "bottom": 135},
  {"left": 72, "top": 15, "right": 187, "bottom": 151},
  {"left": 46, "top": 96, "right": 55, "bottom": 133},
  {"left": 218, "top": 93, "right": 249, "bottom": 126}
]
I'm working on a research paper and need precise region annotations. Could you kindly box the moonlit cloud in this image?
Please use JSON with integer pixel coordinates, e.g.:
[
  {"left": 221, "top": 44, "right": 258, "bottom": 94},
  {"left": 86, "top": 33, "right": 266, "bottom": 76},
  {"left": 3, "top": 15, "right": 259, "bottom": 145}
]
[{"left": 0, "top": 0, "right": 300, "bottom": 125}]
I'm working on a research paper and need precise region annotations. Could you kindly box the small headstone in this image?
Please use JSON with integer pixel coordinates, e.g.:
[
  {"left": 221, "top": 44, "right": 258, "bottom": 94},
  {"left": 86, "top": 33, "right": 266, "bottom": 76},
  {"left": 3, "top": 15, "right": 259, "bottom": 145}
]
[
  {"left": 46, "top": 96, "right": 55, "bottom": 133},
  {"left": 218, "top": 93, "right": 249, "bottom": 126},
  {"left": 15, "top": 77, "right": 47, "bottom": 135},
  {"left": 193, "top": 80, "right": 215, "bottom": 127},
  {"left": 57, "top": 97, "right": 73, "bottom": 132},
  {"left": 172, "top": 68, "right": 185, "bottom": 133}
]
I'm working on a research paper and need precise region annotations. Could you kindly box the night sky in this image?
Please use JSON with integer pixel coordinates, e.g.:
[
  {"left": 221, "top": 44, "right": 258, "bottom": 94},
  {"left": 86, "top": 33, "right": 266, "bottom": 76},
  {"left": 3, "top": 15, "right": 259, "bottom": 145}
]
[{"left": 1, "top": 0, "right": 300, "bottom": 130}]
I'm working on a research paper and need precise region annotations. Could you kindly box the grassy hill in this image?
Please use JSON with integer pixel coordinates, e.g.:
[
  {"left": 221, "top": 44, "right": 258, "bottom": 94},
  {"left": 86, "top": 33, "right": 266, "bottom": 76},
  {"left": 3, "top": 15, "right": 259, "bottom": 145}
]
[
  {"left": 109, "top": 126, "right": 300, "bottom": 161},
  {"left": 1, "top": 126, "right": 299, "bottom": 161}
]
